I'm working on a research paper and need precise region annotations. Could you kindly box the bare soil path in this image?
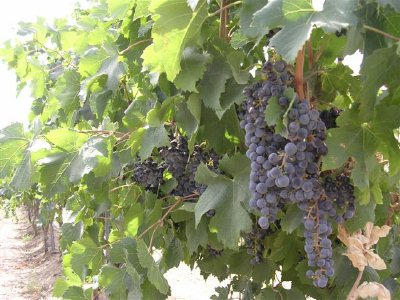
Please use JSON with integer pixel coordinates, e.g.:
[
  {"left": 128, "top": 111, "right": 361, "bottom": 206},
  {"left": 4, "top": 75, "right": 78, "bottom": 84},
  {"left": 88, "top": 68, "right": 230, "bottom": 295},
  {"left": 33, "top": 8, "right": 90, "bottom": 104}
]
[
  {"left": 0, "top": 212, "right": 61, "bottom": 300},
  {"left": 0, "top": 211, "right": 224, "bottom": 300}
]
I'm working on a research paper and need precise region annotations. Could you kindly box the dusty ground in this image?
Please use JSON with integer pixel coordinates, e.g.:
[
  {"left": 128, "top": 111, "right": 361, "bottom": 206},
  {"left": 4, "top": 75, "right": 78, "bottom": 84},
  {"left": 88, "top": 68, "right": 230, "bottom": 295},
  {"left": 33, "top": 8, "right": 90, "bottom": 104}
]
[
  {"left": 0, "top": 211, "right": 225, "bottom": 300},
  {"left": 0, "top": 212, "right": 61, "bottom": 300}
]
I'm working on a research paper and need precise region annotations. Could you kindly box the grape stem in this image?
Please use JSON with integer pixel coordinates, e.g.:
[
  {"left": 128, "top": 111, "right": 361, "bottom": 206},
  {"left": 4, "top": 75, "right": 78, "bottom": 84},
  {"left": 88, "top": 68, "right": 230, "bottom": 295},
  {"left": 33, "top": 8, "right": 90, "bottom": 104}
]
[
  {"left": 307, "top": 39, "right": 314, "bottom": 68},
  {"left": 75, "top": 129, "right": 125, "bottom": 137},
  {"left": 363, "top": 25, "right": 400, "bottom": 42},
  {"left": 295, "top": 47, "right": 305, "bottom": 100},
  {"left": 209, "top": 1, "right": 242, "bottom": 17},
  {"left": 346, "top": 270, "right": 364, "bottom": 300},
  {"left": 118, "top": 39, "right": 152, "bottom": 56},
  {"left": 137, "top": 194, "right": 198, "bottom": 243},
  {"left": 109, "top": 183, "right": 136, "bottom": 192}
]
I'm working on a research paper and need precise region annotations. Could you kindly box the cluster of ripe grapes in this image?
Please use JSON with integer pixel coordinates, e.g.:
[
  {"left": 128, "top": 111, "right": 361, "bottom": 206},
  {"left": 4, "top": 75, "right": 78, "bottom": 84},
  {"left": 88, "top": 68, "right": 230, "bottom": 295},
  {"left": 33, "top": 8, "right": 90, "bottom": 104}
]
[
  {"left": 131, "top": 158, "right": 166, "bottom": 192},
  {"left": 130, "top": 135, "right": 219, "bottom": 197},
  {"left": 243, "top": 225, "right": 269, "bottom": 265},
  {"left": 240, "top": 60, "right": 355, "bottom": 288}
]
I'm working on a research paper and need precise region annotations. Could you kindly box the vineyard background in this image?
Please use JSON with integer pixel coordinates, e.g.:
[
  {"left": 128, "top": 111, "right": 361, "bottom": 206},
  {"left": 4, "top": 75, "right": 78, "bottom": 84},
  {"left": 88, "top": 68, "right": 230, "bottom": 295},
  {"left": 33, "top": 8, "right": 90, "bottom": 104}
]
[{"left": 0, "top": 0, "right": 399, "bottom": 299}]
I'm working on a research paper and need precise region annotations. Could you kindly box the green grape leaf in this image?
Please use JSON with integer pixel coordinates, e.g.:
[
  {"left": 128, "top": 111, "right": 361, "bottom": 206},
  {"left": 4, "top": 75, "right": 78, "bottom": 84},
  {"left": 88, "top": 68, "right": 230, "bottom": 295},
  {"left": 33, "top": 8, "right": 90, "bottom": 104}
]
[
  {"left": 60, "top": 222, "right": 84, "bottom": 250},
  {"left": 269, "top": 231, "right": 302, "bottom": 270},
  {"left": 252, "top": 0, "right": 357, "bottom": 62},
  {"left": 99, "top": 265, "right": 131, "bottom": 299},
  {"left": 69, "top": 136, "right": 111, "bottom": 182},
  {"left": 137, "top": 240, "right": 169, "bottom": 294},
  {"left": 108, "top": 238, "right": 138, "bottom": 264},
  {"left": 0, "top": 123, "right": 35, "bottom": 191},
  {"left": 194, "top": 154, "right": 252, "bottom": 249},
  {"left": 142, "top": 0, "right": 208, "bottom": 81},
  {"left": 163, "top": 234, "right": 184, "bottom": 269},
  {"left": 78, "top": 47, "right": 108, "bottom": 77},
  {"left": 378, "top": 0, "right": 400, "bottom": 11},
  {"left": 256, "top": 288, "right": 278, "bottom": 300},
  {"left": 49, "top": 70, "right": 81, "bottom": 117},
  {"left": 320, "top": 64, "right": 358, "bottom": 103},
  {"left": 0, "top": 123, "right": 31, "bottom": 177},
  {"left": 52, "top": 278, "right": 71, "bottom": 298},
  {"left": 226, "top": 50, "right": 250, "bottom": 84},
  {"left": 239, "top": 0, "right": 269, "bottom": 40},
  {"left": 174, "top": 48, "right": 210, "bottom": 92},
  {"left": 62, "top": 286, "right": 88, "bottom": 300},
  {"left": 382, "top": 9, "right": 400, "bottom": 37},
  {"left": 95, "top": 54, "right": 127, "bottom": 92},
  {"left": 198, "top": 57, "right": 232, "bottom": 118},
  {"left": 99, "top": 256, "right": 143, "bottom": 300},
  {"left": 125, "top": 256, "right": 143, "bottom": 300},
  {"left": 265, "top": 96, "right": 281, "bottom": 127},
  {"left": 220, "top": 80, "right": 246, "bottom": 111},
  {"left": 199, "top": 105, "right": 242, "bottom": 154},
  {"left": 59, "top": 31, "right": 89, "bottom": 53},
  {"left": 107, "top": 0, "right": 135, "bottom": 19},
  {"left": 185, "top": 218, "right": 208, "bottom": 254},
  {"left": 139, "top": 126, "right": 170, "bottom": 159},
  {"left": 265, "top": 88, "right": 295, "bottom": 137},
  {"left": 358, "top": 47, "right": 400, "bottom": 120},
  {"left": 175, "top": 102, "right": 198, "bottom": 136},
  {"left": 39, "top": 131, "right": 110, "bottom": 197},
  {"left": 27, "top": 63, "right": 47, "bottom": 98},
  {"left": 134, "top": 0, "right": 151, "bottom": 19},
  {"left": 280, "top": 204, "right": 303, "bottom": 234},
  {"left": 390, "top": 245, "right": 400, "bottom": 274},
  {"left": 10, "top": 149, "right": 33, "bottom": 191},
  {"left": 70, "top": 236, "right": 104, "bottom": 280},
  {"left": 323, "top": 106, "right": 400, "bottom": 203},
  {"left": 345, "top": 198, "right": 376, "bottom": 232}
]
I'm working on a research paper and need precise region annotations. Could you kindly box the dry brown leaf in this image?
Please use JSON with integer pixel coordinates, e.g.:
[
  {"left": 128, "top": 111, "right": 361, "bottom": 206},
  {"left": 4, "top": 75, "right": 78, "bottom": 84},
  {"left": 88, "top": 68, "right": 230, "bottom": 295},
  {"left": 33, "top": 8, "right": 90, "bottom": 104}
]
[
  {"left": 347, "top": 236, "right": 365, "bottom": 250},
  {"left": 343, "top": 247, "right": 368, "bottom": 271},
  {"left": 368, "top": 225, "right": 391, "bottom": 248},
  {"left": 364, "top": 222, "right": 374, "bottom": 241},
  {"left": 353, "top": 282, "right": 391, "bottom": 300},
  {"left": 338, "top": 222, "right": 392, "bottom": 272},
  {"left": 364, "top": 251, "right": 387, "bottom": 270}
]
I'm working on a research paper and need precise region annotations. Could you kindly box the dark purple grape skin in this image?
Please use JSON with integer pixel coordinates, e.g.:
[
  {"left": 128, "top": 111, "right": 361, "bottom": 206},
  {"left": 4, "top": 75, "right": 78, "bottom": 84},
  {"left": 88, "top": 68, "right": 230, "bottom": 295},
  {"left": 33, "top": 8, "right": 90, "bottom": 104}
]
[{"left": 241, "top": 61, "right": 352, "bottom": 289}]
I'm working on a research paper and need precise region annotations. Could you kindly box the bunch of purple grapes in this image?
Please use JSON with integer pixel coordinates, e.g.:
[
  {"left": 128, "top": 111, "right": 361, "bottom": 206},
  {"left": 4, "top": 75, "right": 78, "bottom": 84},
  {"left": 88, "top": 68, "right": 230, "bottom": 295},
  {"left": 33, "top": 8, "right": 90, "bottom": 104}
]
[
  {"left": 319, "top": 107, "right": 341, "bottom": 129},
  {"left": 240, "top": 61, "right": 291, "bottom": 229},
  {"left": 159, "top": 136, "right": 219, "bottom": 197},
  {"left": 243, "top": 225, "right": 269, "bottom": 265},
  {"left": 131, "top": 158, "right": 166, "bottom": 192},
  {"left": 241, "top": 60, "right": 355, "bottom": 288}
]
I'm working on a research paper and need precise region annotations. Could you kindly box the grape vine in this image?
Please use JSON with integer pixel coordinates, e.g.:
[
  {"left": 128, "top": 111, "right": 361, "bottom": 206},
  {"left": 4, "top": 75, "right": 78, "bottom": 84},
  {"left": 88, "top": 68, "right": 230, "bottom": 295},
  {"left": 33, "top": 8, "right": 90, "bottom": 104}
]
[{"left": 0, "top": 1, "right": 399, "bottom": 299}]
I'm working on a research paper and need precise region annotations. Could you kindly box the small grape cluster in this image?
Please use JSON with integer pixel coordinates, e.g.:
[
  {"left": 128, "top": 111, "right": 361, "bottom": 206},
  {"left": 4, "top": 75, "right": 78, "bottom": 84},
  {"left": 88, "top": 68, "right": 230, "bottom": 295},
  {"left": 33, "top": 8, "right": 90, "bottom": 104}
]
[
  {"left": 241, "top": 60, "right": 355, "bottom": 288},
  {"left": 319, "top": 107, "right": 341, "bottom": 129},
  {"left": 323, "top": 175, "right": 355, "bottom": 222},
  {"left": 207, "top": 245, "right": 224, "bottom": 257},
  {"left": 243, "top": 225, "right": 268, "bottom": 265},
  {"left": 131, "top": 158, "right": 166, "bottom": 192},
  {"left": 130, "top": 135, "right": 219, "bottom": 197},
  {"left": 160, "top": 137, "right": 219, "bottom": 197}
]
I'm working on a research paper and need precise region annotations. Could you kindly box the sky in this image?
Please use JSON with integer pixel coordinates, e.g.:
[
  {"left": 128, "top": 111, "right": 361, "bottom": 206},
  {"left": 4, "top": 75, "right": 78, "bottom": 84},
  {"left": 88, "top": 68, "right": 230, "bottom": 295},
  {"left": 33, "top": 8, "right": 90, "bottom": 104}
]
[
  {"left": 0, "top": 0, "right": 363, "bottom": 130},
  {"left": 0, "top": 0, "right": 82, "bottom": 129}
]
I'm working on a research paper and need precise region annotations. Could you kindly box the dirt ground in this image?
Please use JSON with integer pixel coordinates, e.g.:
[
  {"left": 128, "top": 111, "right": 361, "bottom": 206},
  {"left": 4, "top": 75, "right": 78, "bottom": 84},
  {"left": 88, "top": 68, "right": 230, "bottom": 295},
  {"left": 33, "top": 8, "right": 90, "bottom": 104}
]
[
  {"left": 0, "top": 212, "right": 61, "bottom": 300},
  {"left": 0, "top": 211, "right": 225, "bottom": 300}
]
